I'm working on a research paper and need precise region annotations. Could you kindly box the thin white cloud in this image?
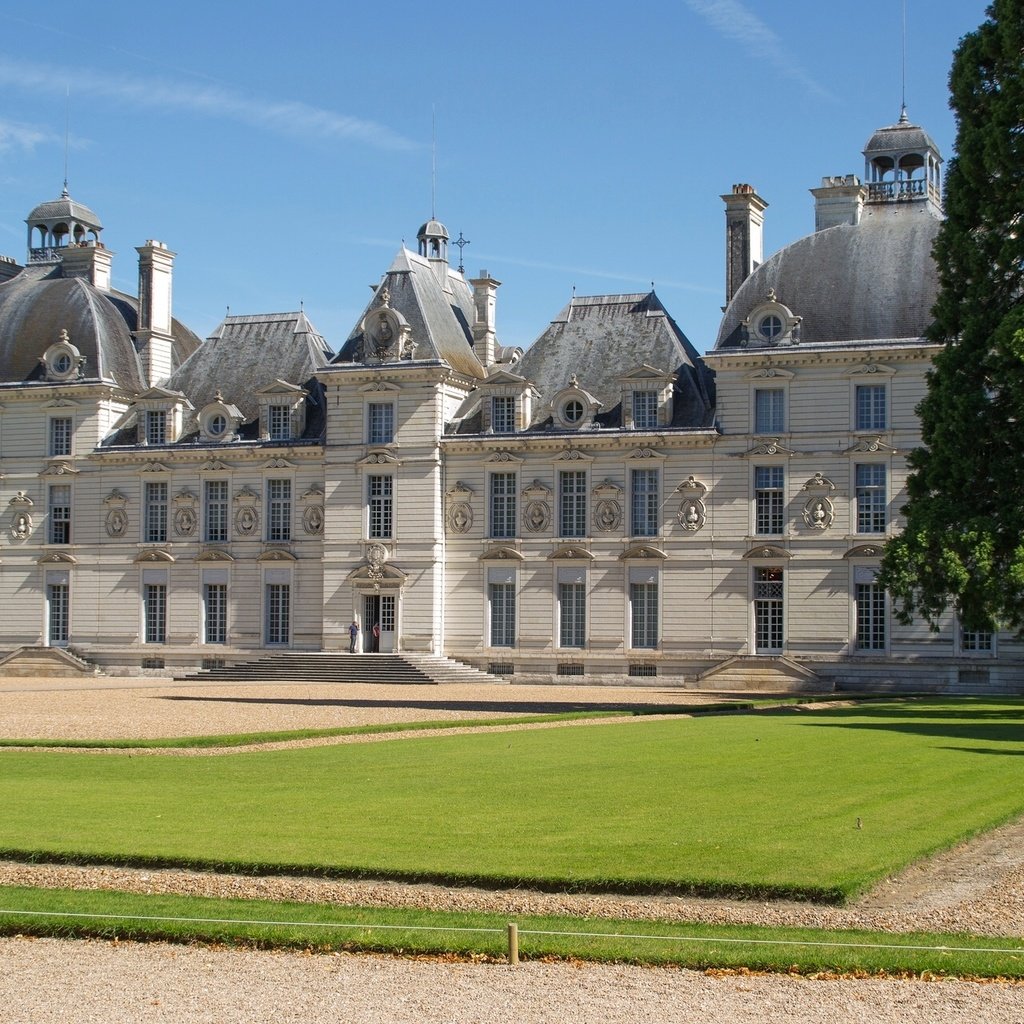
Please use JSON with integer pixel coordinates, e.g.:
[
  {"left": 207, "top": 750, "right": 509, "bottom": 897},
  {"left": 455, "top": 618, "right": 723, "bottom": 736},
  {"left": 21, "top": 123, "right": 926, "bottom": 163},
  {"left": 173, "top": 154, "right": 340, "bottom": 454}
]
[
  {"left": 0, "top": 118, "right": 53, "bottom": 153},
  {"left": 0, "top": 58, "right": 417, "bottom": 152},
  {"left": 684, "top": 0, "right": 831, "bottom": 99}
]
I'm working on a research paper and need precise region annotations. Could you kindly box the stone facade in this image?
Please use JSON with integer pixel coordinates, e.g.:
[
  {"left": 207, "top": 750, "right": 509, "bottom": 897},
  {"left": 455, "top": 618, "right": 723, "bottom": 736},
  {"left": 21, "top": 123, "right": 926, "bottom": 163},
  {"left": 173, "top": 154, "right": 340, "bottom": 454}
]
[{"left": 0, "top": 113, "right": 1018, "bottom": 691}]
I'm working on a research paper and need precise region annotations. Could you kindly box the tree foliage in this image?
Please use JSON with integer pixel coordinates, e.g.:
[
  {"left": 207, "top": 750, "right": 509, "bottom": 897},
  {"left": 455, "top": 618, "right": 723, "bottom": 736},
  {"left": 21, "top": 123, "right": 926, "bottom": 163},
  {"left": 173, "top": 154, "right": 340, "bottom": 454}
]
[{"left": 879, "top": 0, "right": 1024, "bottom": 632}]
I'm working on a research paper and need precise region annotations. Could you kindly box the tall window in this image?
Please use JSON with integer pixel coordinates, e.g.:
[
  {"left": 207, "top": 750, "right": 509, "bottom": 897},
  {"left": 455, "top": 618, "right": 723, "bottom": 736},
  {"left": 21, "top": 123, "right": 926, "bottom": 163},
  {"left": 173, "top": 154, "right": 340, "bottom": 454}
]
[
  {"left": 961, "top": 627, "right": 994, "bottom": 654},
  {"left": 265, "top": 583, "right": 290, "bottom": 645},
  {"left": 754, "top": 388, "right": 785, "bottom": 434},
  {"left": 367, "top": 402, "right": 394, "bottom": 444},
  {"left": 49, "top": 417, "right": 72, "bottom": 456},
  {"left": 491, "top": 395, "right": 515, "bottom": 434},
  {"left": 368, "top": 475, "right": 393, "bottom": 538},
  {"left": 144, "top": 481, "right": 168, "bottom": 543},
  {"left": 632, "top": 391, "right": 658, "bottom": 430},
  {"left": 630, "top": 468, "right": 659, "bottom": 537},
  {"left": 558, "top": 581, "right": 586, "bottom": 648},
  {"left": 488, "top": 473, "right": 517, "bottom": 539},
  {"left": 204, "top": 583, "right": 228, "bottom": 644},
  {"left": 754, "top": 567, "right": 784, "bottom": 652},
  {"left": 754, "top": 466, "right": 784, "bottom": 535},
  {"left": 144, "top": 583, "right": 167, "bottom": 643},
  {"left": 855, "top": 384, "right": 887, "bottom": 431},
  {"left": 559, "top": 470, "right": 587, "bottom": 538},
  {"left": 855, "top": 464, "right": 887, "bottom": 534},
  {"left": 144, "top": 410, "right": 168, "bottom": 445},
  {"left": 47, "top": 579, "right": 69, "bottom": 645},
  {"left": 630, "top": 579, "right": 659, "bottom": 649},
  {"left": 266, "top": 479, "right": 292, "bottom": 541},
  {"left": 489, "top": 582, "right": 515, "bottom": 647},
  {"left": 268, "top": 404, "right": 291, "bottom": 441},
  {"left": 204, "top": 480, "right": 229, "bottom": 542},
  {"left": 48, "top": 484, "right": 71, "bottom": 544},
  {"left": 855, "top": 580, "right": 886, "bottom": 651}
]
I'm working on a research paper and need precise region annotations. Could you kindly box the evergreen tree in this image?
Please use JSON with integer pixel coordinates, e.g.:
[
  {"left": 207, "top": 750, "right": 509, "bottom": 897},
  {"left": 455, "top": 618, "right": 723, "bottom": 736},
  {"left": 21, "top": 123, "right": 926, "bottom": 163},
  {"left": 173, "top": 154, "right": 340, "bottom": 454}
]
[{"left": 880, "top": 0, "right": 1024, "bottom": 632}]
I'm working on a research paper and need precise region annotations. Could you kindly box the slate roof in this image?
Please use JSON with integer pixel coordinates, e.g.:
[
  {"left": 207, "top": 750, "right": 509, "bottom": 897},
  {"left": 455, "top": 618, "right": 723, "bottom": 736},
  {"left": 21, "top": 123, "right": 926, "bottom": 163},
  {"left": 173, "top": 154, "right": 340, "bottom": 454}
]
[
  {"left": 27, "top": 193, "right": 103, "bottom": 229},
  {"left": 334, "top": 248, "right": 485, "bottom": 379},
  {"left": 513, "top": 291, "right": 715, "bottom": 429},
  {"left": 164, "top": 311, "right": 332, "bottom": 437},
  {"left": 715, "top": 204, "right": 941, "bottom": 350},
  {"left": 0, "top": 264, "right": 201, "bottom": 391},
  {"left": 863, "top": 119, "right": 939, "bottom": 160}
]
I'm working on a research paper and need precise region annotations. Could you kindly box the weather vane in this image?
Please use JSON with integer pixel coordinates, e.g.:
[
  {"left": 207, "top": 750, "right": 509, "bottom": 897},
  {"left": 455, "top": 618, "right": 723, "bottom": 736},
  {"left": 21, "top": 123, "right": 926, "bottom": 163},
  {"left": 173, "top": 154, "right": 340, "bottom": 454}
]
[{"left": 453, "top": 231, "right": 471, "bottom": 274}]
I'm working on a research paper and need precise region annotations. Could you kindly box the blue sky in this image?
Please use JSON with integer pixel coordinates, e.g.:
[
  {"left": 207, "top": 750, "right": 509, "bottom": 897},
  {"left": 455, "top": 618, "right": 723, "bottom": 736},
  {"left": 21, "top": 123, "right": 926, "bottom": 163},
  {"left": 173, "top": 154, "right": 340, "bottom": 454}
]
[{"left": 0, "top": 1, "right": 990, "bottom": 356}]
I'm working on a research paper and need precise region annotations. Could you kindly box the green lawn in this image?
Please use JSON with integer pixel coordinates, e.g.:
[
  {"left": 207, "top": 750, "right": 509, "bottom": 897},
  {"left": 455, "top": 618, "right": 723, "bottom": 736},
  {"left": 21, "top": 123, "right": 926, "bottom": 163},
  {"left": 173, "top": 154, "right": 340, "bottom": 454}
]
[{"left": 2, "top": 697, "right": 1023, "bottom": 902}]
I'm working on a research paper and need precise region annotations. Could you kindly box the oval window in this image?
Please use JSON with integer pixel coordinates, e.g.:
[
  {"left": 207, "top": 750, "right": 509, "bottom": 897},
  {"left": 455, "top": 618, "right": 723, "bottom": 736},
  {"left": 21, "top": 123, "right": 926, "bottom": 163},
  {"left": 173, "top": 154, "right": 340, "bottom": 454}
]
[
  {"left": 53, "top": 352, "right": 73, "bottom": 375},
  {"left": 758, "top": 314, "right": 784, "bottom": 341},
  {"left": 564, "top": 399, "right": 584, "bottom": 424},
  {"left": 209, "top": 414, "right": 227, "bottom": 436}
]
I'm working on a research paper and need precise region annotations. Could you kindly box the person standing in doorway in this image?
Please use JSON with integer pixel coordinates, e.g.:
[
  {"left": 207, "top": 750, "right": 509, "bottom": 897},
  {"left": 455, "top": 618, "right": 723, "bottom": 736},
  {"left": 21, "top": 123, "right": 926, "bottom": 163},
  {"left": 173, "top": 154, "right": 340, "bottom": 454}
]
[
  {"left": 372, "top": 621, "right": 381, "bottom": 652},
  {"left": 348, "top": 620, "right": 359, "bottom": 654}
]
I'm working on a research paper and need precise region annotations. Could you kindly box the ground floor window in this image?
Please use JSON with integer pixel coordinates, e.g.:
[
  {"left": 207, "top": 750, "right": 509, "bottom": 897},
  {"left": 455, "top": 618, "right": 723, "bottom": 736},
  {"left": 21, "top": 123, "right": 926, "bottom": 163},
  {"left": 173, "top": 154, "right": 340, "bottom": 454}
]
[
  {"left": 204, "top": 583, "right": 228, "bottom": 644},
  {"left": 489, "top": 582, "right": 516, "bottom": 648},
  {"left": 144, "top": 583, "right": 167, "bottom": 644},
  {"left": 629, "top": 580, "right": 659, "bottom": 649},
  {"left": 558, "top": 581, "right": 586, "bottom": 648},
  {"left": 46, "top": 579, "right": 69, "bottom": 646},
  {"left": 265, "top": 583, "right": 290, "bottom": 645},
  {"left": 754, "top": 566, "right": 784, "bottom": 653},
  {"left": 855, "top": 579, "right": 886, "bottom": 651},
  {"left": 961, "top": 627, "right": 994, "bottom": 654}
]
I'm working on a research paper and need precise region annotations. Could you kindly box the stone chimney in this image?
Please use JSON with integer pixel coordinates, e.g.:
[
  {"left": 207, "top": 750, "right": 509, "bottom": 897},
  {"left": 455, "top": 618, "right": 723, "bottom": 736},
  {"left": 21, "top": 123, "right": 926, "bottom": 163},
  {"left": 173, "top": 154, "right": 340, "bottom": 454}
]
[
  {"left": 60, "top": 243, "right": 113, "bottom": 291},
  {"left": 136, "top": 241, "right": 176, "bottom": 386},
  {"left": 811, "top": 175, "right": 867, "bottom": 231},
  {"left": 469, "top": 270, "right": 501, "bottom": 368},
  {"left": 721, "top": 184, "right": 768, "bottom": 306}
]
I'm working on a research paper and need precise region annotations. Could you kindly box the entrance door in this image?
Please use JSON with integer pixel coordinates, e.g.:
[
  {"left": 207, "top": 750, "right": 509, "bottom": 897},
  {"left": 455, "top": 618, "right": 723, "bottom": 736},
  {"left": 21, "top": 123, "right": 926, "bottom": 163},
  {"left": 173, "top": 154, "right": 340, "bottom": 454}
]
[
  {"left": 362, "top": 594, "right": 396, "bottom": 652},
  {"left": 754, "top": 566, "right": 784, "bottom": 653}
]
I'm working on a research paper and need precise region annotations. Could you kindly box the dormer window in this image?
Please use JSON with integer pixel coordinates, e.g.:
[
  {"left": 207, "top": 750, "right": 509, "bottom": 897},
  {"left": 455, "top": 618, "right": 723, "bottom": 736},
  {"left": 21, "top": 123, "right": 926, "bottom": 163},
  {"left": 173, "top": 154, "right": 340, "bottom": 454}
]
[
  {"left": 742, "top": 291, "right": 801, "bottom": 347},
  {"left": 619, "top": 366, "right": 675, "bottom": 430},
  {"left": 198, "top": 394, "right": 242, "bottom": 443},
  {"left": 42, "top": 331, "right": 85, "bottom": 382},
  {"left": 632, "top": 391, "right": 658, "bottom": 429},
  {"left": 491, "top": 395, "right": 515, "bottom": 433},
  {"left": 144, "top": 410, "right": 167, "bottom": 445},
  {"left": 208, "top": 414, "right": 228, "bottom": 437},
  {"left": 551, "top": 376, "right": 600, "bottom": 430},
  {"left": 757, "top": 314, "right": 784, "bottom": 342},
  {"left": 268, "top": 404, "right": 291, "bottom": 441}
]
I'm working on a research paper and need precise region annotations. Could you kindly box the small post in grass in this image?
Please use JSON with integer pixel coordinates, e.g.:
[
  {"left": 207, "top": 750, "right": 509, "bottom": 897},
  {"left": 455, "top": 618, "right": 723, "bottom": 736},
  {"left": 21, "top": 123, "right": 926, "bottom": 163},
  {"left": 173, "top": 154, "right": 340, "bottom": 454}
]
[{"left": 507, "top": 922, "right": 519, "bottom": 967}]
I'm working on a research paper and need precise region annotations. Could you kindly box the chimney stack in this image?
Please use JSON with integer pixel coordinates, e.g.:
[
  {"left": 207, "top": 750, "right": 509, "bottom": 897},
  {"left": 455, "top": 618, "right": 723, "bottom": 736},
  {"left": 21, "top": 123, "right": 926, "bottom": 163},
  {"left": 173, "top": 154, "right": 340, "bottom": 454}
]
[
  {"left": 469, "top": 270, "right": 501, "bottom": 368},
  {"left": 60, "top": 243, "right": 113, "bottom": 291},
  {"left": 721, "top": 184, "right": 768, "bottom": 306},
  {"left": 136, "top": 241, "right": 176, "bottom": 386},
  {"left": 811, "top": 175, "right": 866, "bottom": 231}
]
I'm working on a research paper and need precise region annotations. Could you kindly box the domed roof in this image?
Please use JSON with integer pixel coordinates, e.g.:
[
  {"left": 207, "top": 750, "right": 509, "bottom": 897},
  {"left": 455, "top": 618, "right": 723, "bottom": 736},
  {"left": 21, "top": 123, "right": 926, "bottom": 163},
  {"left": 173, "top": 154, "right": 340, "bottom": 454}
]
[
  {"left": 0, "top": 265, "right": 200, "bottom": 391},
  {"left": 416, "top": 218, "right": 448, "bottom": 240},
  {"left": 863, "top": 110, "right": 939, "bottom": 159},
  {"left": 26, "top": 190, "right": 103, "bottom": 230},
  {"left": 715, "top": 205, "right": 941, "bottom": 350}
]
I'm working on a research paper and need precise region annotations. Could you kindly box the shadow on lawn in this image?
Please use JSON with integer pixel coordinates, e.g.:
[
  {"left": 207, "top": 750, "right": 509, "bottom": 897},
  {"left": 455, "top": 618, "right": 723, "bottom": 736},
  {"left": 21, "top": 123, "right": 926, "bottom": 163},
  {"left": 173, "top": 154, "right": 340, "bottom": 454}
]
[
  {"left": 803, "top": 707, "right": 1024, "bottom": 748},
  {"left": 156, "top": 694, "right": 703, "bottom": 715}
]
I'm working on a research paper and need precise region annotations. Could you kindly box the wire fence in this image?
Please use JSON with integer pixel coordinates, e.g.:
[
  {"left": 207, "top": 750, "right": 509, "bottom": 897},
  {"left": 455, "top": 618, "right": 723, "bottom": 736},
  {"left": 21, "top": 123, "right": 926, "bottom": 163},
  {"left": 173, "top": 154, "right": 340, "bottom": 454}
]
[{"left": 2, "top": 907, "right": 1023, "bottom": 967}]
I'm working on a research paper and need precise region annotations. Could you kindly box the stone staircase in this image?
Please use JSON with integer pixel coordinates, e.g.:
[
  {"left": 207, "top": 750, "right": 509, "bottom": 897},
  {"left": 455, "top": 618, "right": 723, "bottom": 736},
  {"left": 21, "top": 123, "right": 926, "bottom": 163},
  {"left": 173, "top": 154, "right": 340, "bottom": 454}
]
[
  {"left": 175, "top": 652, "right": 507, "bottom": 686},
  {"left": 696, "top": 656, "right": 830, "bottom": 694}
]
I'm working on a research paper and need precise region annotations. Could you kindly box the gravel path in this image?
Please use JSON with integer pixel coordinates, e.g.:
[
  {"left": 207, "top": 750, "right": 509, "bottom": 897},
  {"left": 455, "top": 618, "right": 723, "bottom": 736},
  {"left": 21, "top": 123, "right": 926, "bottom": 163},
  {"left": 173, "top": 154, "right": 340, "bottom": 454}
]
[
  {"left": 1, "top": 936, "right": 1021, "bottom": 1024},
  {"left": 2, "top": 675, "right": 1022, "bottom": 1020}
]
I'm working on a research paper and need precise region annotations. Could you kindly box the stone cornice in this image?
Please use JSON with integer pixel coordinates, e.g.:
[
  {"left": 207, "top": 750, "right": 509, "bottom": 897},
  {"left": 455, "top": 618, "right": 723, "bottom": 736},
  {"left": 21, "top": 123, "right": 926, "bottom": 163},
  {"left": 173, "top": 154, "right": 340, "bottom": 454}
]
[
  {"left": 441, "top": 430, "right": 719, "bottom": 457},
  {"left": 87, "top": 445, "right": 325, "bottom": 466},
  {"left": 705, "top": 342, "right": 941, "bottom": 371}
]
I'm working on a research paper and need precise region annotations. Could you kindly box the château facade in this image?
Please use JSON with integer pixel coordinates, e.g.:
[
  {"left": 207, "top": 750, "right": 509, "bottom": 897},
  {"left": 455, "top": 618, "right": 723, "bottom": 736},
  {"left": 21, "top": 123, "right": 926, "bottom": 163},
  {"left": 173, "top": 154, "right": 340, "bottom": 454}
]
[{"left": 0, "top": 113, "right": 1016, "bottom": 690}]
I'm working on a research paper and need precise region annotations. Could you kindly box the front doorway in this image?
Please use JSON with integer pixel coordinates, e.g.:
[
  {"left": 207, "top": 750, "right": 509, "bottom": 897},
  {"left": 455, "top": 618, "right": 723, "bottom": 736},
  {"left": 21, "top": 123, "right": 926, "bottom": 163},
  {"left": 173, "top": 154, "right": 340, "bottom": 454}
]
[
  {"left": 753, "top": 566, "right": 784, "bottom": 654},
  {"left": 362, "top": 594, "right": 396, "bottom": 652}
]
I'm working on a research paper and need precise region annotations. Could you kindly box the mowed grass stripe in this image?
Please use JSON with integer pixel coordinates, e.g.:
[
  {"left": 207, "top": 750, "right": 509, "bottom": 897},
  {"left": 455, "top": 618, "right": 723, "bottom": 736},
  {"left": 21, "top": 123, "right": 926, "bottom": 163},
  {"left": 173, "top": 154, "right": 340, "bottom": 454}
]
[
  {"left": 1, "top": 698, "right": 1023, "bottom": 901},
  {"left": 1, "top": 884, "right": 1023, "bottom": 977}
]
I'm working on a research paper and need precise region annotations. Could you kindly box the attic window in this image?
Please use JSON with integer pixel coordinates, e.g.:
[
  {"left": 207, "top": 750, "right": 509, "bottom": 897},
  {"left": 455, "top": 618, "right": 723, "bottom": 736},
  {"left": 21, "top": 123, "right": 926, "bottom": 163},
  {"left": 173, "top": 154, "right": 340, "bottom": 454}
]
[
  {"left": 564, "top": 400, "right": 584, "bottom": 425},
  {"left": 42, "top": 333, "right": 84, "bottom": 382},
  {"left": 208, "top": 414, "right": 227, "bottom": 437},
  {"left": 267, "top": 405, "right": 291, "bottom": 441},
  {"left": 144, "top": 410, "right": 168, "bottom": 445},
  {"left": 758, "top": 315, "right": 784, "bottom": 342}
]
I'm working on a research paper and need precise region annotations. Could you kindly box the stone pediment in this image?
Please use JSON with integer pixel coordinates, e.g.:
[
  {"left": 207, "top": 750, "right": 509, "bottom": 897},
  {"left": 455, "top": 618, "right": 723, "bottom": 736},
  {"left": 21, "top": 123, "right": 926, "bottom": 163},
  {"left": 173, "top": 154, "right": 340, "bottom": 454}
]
[
  {"left": 259, "top": 548, "right": 297, "bottom": 562},
  {"left": 743, "top": 439, "right": 795, "bottom": 458},
  {"left": 844, "top": 544, "right": 884, "bottom": 559},
  {"left": 262, "top": 458, "right": 296, "bottom": 470},
  {"left": 37, "top": 551, "right": 77, "bottom": 565},
  {"left": 549, "top": 545, "right": 594, "bottom": 561},
  {"left": 134, "top": 548, "right": 175, "bottom": 563},
  {"left": 198, "top": 547, "right": 235, "bottom": 562},
  {"left": 358, "top": 450, "right": 402, "bottom": 467},
  {"left": 628, "top": 447, "right": 664, "bottom": 461},
  {"left": 346, "top": 563, "right": 408, "bottom": 585},
  {"left": 485, "top": 450, "right": 523, "bottom": 465},
  {"left": 845, "top": 362, "right": 895, "bottom": 377},
  {"left": 745, "top": 366, "right": 795, "bottom": 381},
  {"left": 844, "top": 437, "right": 897, "bottom": 455},
  {"left": 479, "top": 545, "right": 525, "bottom": 561},
  {"left": 743, "top": 545, "right": 791, "bottom": 560},
  {"left": 40, "top": 461, "right": 79, "bottom": 476},
  {"left": 140, "top": 461, "right": 172, "bottom": 474},
  {"left": 200, "top": 459, "right": 232, "bottom": 472},
  {"left": 619, "top": 544, "right": 668, "bottom": 560}
]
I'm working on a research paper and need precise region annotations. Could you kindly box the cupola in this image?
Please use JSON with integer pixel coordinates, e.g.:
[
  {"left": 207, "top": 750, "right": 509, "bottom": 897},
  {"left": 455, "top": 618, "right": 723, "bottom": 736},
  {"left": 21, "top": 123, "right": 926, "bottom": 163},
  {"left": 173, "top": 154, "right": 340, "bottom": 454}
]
[
  {"left": 417, "top": 218, "right": 449, "bottom": 263},
  {"left": 862, "top": 108, "right": 942, "bottom": 213},
  {"left": 26, "top": 186, "right": 104, "bottom": 265}
]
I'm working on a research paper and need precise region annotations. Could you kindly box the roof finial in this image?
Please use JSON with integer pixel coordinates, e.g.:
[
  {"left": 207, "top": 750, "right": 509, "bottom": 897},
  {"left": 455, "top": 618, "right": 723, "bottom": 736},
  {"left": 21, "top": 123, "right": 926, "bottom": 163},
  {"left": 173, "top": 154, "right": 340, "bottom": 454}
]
[
  {"left": 453, "top": 231, "right": 470, "bottom": 275},
  {"left": 900, "top": 0, "right": 908, "bottom": 122},
  {"left": 62, "top": 86, "right": 70, "bottom": 197}
]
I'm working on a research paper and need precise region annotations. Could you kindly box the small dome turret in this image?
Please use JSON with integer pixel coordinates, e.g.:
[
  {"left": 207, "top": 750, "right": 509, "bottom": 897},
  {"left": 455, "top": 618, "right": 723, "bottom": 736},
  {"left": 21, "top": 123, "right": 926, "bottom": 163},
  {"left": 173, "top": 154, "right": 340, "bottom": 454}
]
[
  {"left": 862, "top": 108, "right": 942, "bottom": 210},
  {"left": 25, "top": 186, "right": 104, "bottom": 265},
  {"left": 417, "top": 218, "right": 449, "bottom": 262}
]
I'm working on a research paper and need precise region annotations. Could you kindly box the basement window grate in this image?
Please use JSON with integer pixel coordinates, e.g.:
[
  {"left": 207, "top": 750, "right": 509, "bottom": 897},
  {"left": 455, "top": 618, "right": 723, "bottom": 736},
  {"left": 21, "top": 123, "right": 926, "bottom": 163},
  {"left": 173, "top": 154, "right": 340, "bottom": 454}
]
[
  {"left": 201, "top": 658, "right": 226, "bottom": 670},
  {"left": 141, "top": 658, "right": 165, "bottom": 670},
  {"left": 488, "top": 662, "right": 515, "bottom": 676},
  {"left": 557, "top": 663, "right": 584, "bottom": 676},
  {"left": 958, "top": 668, "right": 990, "bottom": 688},
  {"left": 628, "top": 663, "right": 657, "bottom": 678}
]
